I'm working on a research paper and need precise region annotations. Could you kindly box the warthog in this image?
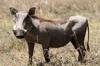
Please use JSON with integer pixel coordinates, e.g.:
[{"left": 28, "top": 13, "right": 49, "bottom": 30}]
[{"left": 9, "top": 7, "right": 90, "bottom": 65}]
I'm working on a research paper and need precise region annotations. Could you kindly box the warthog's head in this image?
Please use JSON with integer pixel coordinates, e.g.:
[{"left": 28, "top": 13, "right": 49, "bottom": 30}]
[{"left": 10, "top": 7, "right": 36, "bottom": 39}]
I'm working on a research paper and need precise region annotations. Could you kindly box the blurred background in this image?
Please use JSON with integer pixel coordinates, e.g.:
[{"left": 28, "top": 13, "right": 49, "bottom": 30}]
[{"left": 0, "top": 0, "right": 100, "bottom": 66}]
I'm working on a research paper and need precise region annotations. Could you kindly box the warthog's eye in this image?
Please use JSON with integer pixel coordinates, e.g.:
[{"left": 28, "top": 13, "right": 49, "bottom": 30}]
[
  {"left": 13, "top": 15, "right": 17, "bottom": 23},
  {"left": 14, "top": 15, "right": 19, "bottom": 23}
]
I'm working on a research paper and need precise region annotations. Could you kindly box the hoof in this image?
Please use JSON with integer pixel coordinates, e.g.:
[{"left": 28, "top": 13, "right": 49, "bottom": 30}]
[
  {"left": 37, "top": 62, "right": 44, "bottom": 66},
  {"left": 78, "top": 56, "right": 84, "bottom": 62},
  {"left": 45, "top": 58, "right": 50, "bottom": 63},
  {"left": 78, "top": 58, "right": 86, "bottom": 63},
  {"left": 28, "top": 62, "right": 32, "bottom": 66}
]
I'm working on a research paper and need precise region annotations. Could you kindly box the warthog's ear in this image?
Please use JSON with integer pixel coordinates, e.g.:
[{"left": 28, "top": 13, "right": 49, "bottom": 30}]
[
  {"left": 28, "top": 7, "right": 36, "bottom": 15},
  {"left": 9, "top": 7, "right": 18, "bottom": 15}
]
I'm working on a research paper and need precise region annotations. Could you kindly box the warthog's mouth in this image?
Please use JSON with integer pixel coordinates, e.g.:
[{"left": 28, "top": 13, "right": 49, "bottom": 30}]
[
  {"left": 16, "top": 36, "right": 25, "bottom": 39},
  {"left": 12, "top": 30, "right": 26, "bottom": 39}
]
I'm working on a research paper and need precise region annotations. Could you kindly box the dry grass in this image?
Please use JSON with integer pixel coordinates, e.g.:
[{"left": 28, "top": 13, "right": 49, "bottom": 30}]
[{"left": 0, "top": 0, "right": 100, "bottom": 66}]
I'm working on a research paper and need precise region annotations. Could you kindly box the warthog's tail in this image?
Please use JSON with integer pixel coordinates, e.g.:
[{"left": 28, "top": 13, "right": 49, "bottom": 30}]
[{"left": 87, "top": 20, "right": 90, "bottom": 51}]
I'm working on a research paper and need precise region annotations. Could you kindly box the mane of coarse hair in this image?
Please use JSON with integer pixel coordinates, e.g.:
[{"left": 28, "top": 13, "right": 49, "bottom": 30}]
[
  {"left": 31, "top": 15, "right": 71, "bottom": 24},
  {"left": 31, "top": 15, "right": 57, "bottom": 23}
]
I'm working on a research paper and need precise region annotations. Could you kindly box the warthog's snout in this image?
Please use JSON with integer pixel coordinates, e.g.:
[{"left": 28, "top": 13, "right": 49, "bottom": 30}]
[{"left": 12, "top": 29, "right": 26, "bottom": 39}]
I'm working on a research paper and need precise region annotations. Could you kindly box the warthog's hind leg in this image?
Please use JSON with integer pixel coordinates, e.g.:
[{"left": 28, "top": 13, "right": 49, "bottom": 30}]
[{"left": 71, "top": 32, "right": 84, "bottom": 62}]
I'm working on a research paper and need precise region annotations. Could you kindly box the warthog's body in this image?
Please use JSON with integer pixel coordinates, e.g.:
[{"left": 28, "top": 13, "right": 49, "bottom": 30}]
[
  {"left": 10, "top": 7, "right": 89, "bottom": 65},
  {"left": 25, "top": 15, "right": 88, "bottom": 48}
]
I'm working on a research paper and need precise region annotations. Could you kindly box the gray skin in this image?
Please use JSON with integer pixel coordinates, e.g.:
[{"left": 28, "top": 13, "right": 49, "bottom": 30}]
[{"left": 10, "top": 7, "right": 89, "bottom": 65}]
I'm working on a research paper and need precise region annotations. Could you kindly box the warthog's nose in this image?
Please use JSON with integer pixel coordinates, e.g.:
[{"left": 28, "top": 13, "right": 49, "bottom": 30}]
[{"left": 12, "top": 29, "right": 26, "bottom": 39}]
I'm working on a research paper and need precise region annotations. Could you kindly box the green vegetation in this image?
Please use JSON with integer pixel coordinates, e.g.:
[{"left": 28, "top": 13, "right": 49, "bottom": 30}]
[{"left": 0, "top": 0, "right": 100, "bottom": 66}]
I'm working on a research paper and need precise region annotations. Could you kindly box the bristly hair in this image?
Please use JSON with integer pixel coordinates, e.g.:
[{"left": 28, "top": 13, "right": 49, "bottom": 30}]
[
  {"left": 31, "top": 15, "right": 71, "bottom": 24},
  {"left": 31, "top": 15, "right": 57, "bottom": 22}
]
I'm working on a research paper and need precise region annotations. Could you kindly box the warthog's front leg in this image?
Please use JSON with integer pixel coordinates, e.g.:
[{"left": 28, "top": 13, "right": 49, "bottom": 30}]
[
  {"left": 42, "top": 41, "right": 50, "bottom": 63},
  {"left": 41, "top": 40, "right": 50, "bottom": 63},
  {"left": 27, "top": 42, "right": 34, "bottom": 65},
  {"left": 43, "top": 49, "right": 50, "bottom": 63}
]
